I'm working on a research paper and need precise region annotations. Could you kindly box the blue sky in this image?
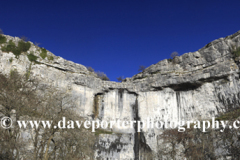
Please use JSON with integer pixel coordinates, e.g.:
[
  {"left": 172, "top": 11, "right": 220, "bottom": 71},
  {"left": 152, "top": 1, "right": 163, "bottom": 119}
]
[{"left": 1, "top": 0, "right": 240, "bottom": 81}]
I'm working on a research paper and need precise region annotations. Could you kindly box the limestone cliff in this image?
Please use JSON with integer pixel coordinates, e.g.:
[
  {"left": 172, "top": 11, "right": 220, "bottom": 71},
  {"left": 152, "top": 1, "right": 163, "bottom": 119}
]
[{"left": 1, "top": 30, "right": 240, "bottom": 159}]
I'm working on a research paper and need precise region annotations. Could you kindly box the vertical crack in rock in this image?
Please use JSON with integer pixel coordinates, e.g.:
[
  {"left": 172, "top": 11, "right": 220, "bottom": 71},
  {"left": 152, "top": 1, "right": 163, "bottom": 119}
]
[
  {"left": 139, "top": 132, "right": 152, "bottom": 159},
  {"left": 132, "top": 97, "right": 140, "bottom": 160},
  {"left": 101, "top": 99, "right": 104, "bottom": 120},
  {"left": 132, "top": 95, "right": 151, "bottom": 160},
  {"left": 118, "top": 89, "right": 124, "bottom": 116},
  {"left": 176, "top": 92, "right": 181, "bottom": 121}
]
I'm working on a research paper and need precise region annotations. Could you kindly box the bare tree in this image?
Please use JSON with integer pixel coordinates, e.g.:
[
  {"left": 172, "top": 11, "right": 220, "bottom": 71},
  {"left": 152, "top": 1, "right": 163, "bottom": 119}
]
[
  {"left": 117, "top": 76, "right": 124, "bottom": 82},
  {"left": 0, "top": 70, "right": 40, "bottom": 159},
  {"left": 96, "top": 71, "right": 109, "bottom": 81},
  {"left": 87, "top": 66, "right": 94, "bottom": 72},
  {"left": 157, "top": 129, "right": 181, "bottom": 160},
  {"left": 170, "top": 51, "right": 179, "bottom": 59},
  {"left": 157, "top": 125, "right": 216, "bottom": 159},
  {"left": 0, "top": 29, "right": 3, "bottom": 35},
  {"left": 28, "top": 88, "right": 96, "bottom": 160},
  {"left": 138, "top": 65, "right": 146, "bottom": 72},
  {"left": 34, "top": 42, "right": 41, "bottom": 47},
  {"left": 0, "top": 70, "right": 96, "bottom": 160},
  {"left": 87, "top": 67, "right": 109, "bottom": 81},
  {"left": 20, "top": 36, "right": 29, "bottom": 42}
]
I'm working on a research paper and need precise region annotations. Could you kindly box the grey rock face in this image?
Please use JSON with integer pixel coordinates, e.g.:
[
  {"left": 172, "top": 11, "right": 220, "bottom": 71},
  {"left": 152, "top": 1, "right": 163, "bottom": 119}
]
[
  {"left": 131, "top": 31, "right": 240, "bottom": 92},
  {"left": 1, "top": 30, "right": 240, "bottom": 159}
]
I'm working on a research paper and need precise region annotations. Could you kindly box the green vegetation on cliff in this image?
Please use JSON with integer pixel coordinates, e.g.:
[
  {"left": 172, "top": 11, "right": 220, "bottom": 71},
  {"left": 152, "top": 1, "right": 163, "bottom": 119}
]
[
  {"left": 1, "top": 40, "right": 31, "bottom": 58},
  {"left": 0, "top": 34, "right": 6, "bottom": 44}
]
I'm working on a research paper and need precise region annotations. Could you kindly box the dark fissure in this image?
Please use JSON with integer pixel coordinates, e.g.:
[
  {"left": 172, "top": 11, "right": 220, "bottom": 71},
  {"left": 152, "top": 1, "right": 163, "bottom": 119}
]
[
  {"left": 176, "top": 92, "right": 181, "bottom": 121},
  {"left": 132, "top": 96, "right": 151, "bottom": 160},
  {"left": 118, "top": 89, "right": 124, "bottom": 115},
  {"left": 133, "top": 97, "right": 140, "bottom": 160}
]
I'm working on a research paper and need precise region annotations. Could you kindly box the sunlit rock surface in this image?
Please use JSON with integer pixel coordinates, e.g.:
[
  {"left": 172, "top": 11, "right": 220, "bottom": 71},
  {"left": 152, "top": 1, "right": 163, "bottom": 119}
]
[{"left": 0, "top": 30, "right": 240, "bottom": 159}]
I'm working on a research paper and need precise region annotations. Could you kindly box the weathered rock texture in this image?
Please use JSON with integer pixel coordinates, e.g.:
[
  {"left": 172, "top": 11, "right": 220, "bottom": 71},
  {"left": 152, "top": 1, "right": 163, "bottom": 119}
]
[{"left": 1, "top": 30, "right": 240, "bottom": 159}]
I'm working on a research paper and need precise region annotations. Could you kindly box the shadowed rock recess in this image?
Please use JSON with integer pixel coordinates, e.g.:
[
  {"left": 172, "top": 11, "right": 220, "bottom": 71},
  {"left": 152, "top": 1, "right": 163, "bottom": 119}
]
[{"left": 1, "top": 30, "right": 240, "bottom": 159}]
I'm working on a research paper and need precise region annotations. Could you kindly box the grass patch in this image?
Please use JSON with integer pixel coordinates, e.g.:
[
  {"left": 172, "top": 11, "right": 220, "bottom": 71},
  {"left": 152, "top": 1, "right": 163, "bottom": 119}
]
[
  {"left": 18, "top": 40, "right": 31, "bottom": 52},
  {"left": 12, "top": 48, "right": 21, "bottom": 57},
  {"left": 216, "top": 108, "right": 240, "bottom": 121},
  {"left": 34, "top": 61, "right": 41, "bottom": 64},
  {"left": 47, "top": 56, "right": 54, "bottom": 61},
  {"left": 151, "top": 71, "right": 161, "bottom": 75},
  {"left": 95, "top": 129, "right": 113, "bottom": 135},
  {"left": 9, "top": 58, "right": 13, "bottom": 63},
  {"left": 25, "top": 63, "right": 32, "bottom": 80},
  {"left": 1, "top": 40, "right": 31, "bottom": 58},
  {"left": 133, "top": 75, "right": 148, "bottom": 80},
  {"left": 2, "top": 40, "right": 16, "bottom": 52},
  {"left": 0, "top": 35, "right": 6, "bottom": 44},
  {"left": 10, "top": 69, "right": 18, "bottom": 78},
  {"left": 232, "top": 47, "right": 240, "bottom": 57},
  {"left": 40, "top": 48, "right": 47, "bottom": 59},
  {"left": 167, "top": 58, "right": 173, "bottom": 62},
  {"left": 27, "top": 53, "right": 38, "bottom": 62}
]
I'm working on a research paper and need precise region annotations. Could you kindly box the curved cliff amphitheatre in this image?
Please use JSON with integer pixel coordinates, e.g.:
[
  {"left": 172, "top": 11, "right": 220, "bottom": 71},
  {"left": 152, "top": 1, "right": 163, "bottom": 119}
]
[{"left": 1, "top": 30, "right": 240, "bottom": 159}]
